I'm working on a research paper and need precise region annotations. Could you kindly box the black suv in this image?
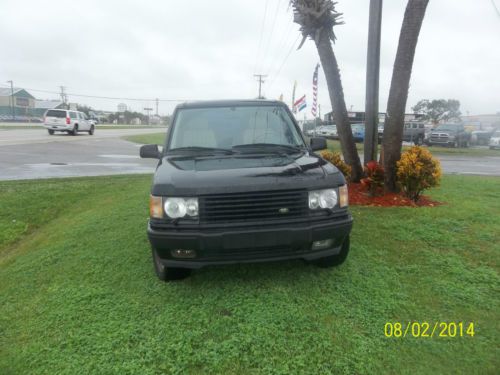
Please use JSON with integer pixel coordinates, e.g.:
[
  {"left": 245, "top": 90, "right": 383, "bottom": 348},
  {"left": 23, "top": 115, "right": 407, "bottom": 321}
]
[{"left": 140, "top": 100, "right": 353, "bottom": 280}]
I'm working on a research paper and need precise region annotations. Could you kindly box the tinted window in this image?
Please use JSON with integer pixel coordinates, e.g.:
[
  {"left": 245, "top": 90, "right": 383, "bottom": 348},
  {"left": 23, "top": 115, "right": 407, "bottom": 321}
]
[
  {"left": 70, "top": 112, "right": 77, "bottom": 119},
  {"left": 46, "top": 110, "right": 67, "bottom": 118},
  {"left": 170, "top": 106, "right": 303, "bottom": 149}
]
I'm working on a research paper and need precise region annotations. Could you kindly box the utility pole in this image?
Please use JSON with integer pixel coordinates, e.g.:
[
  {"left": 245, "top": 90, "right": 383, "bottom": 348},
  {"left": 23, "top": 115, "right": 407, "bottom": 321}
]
[
  {"left": 254, "top": 74, "right": 267, "bottom": 99},
  {"left": 7, "top": 80, "right": 15, "bottom": 120},
  {"left": 364, "top": 0, "right": 383, "bottom": 164},
  {"left": 59, "top": 86, "right": 68, "bottom": 108},
  {"left": 155, "top": 98, "right": 159, "bottom": 116},
  {"left": 144, "top": 107, "right": 153, "bottom": 125}
]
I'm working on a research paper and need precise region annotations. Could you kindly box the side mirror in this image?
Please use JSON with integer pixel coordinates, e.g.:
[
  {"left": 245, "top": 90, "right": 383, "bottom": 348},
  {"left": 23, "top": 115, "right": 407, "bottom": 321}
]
[
  {"left": 140, "top": 144, "right": 160, "bottom": 159},
  {"left": 310, "top": 137, "right": 327, "bottom": 151}
]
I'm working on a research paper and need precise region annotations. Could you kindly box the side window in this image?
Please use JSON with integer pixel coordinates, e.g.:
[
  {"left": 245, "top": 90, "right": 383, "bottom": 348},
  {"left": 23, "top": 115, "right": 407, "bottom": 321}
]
[
  {"left": 70, "top": 112, "right": 77, "bottom": 119},
  {"left": 412, "top": 124, "right": 418, "bottom": 129}
]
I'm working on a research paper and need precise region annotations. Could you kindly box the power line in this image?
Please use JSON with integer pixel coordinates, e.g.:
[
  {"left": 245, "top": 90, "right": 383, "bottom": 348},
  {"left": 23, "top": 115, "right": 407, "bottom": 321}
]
[
  {"left": 267, "top": 34, "right": 300, "bottom": 91},
  {"left": 264, "top": 17, "right": 295, "bottom": 76},
  {"left": 260, "top": 0, "right": 284, "bottom": 73},
  {"left": 1, "top": 85, "right": 194, "bottom": 102},
  {"left": 254, "top": 0, "right": 270, "bottom": 74}
]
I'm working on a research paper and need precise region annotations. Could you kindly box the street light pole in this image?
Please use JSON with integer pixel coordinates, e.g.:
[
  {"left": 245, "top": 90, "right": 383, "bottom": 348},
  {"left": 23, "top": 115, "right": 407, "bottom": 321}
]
[
  {"left": 7, "top": 80, "right": 15, "bottom": 120},
  {"left": 364, "top": 0, "right": 383, "bottom": 164}
]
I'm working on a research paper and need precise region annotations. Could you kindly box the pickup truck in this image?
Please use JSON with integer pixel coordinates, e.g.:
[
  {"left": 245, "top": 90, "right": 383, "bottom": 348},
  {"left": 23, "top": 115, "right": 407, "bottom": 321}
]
[
  {"left": 428, "top": 123, "right": 471, "bottom": 148},
  {"left": 140, "top": 100, "right": 353, "bottom": 281}
]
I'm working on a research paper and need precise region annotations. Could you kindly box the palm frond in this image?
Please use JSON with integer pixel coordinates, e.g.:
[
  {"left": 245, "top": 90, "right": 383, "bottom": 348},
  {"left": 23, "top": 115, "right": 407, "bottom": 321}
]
[{"left": 290, "top": 0, "right": 344, "bottom": 48}]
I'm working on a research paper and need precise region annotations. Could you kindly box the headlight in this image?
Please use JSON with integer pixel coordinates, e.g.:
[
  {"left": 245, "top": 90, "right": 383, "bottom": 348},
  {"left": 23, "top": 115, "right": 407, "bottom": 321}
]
[
  {"left": 164, "top": 198, "right": 187, "bottom": 218},
  {"left": 162, "top": 197, "right": 199, "bottom": 219},
  {"left": 149, "top": 197, "right": 200, "bottom": 219},
  {"left": 308, "top": 189, "right": 338, "bottom": 209}
]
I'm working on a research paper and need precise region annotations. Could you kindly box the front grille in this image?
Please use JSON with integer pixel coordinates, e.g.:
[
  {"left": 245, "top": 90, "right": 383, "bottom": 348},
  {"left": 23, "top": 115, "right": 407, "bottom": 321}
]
[
  {"left": 430, "top": 134, "right": 448, "bottom": 143},
  {"left": 200, "top": 189, "right": 308, "bottom": 223}
]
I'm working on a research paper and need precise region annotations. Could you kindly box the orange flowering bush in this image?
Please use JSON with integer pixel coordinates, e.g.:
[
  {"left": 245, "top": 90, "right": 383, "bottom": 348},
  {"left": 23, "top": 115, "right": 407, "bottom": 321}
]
[
  {"left": 320, "top": 150, "right": 351, "bottom": 181},
  {"left": 361, "top": 160, "right": 384, "bottom": 196},
  {"left": 396, "top": 146, "right": 441, "bottom": 202}
]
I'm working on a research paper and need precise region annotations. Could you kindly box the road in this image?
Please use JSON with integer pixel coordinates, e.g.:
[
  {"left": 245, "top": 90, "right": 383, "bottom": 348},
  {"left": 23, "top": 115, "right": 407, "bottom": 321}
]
[
  {"left": 0, "top": 128, "right": 499, "bottom": 180},
  {"left": 0, "top": 128, "right": 162, "bottom": 180}
]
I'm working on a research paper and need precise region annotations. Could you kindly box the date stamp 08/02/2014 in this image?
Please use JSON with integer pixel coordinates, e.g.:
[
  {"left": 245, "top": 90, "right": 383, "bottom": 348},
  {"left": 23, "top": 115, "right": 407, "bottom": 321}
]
[{"left": 384, "top": 322, "right": 475, "bottom": 338}]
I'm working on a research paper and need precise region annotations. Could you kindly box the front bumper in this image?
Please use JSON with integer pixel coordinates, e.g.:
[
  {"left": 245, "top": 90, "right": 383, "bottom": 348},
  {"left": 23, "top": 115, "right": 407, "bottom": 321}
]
[
  {"left": 43, "top": 124, "right": 72, "bottom": 131},
  {"left": 148, "top": 214, "right": 353, "bottom": 269}
]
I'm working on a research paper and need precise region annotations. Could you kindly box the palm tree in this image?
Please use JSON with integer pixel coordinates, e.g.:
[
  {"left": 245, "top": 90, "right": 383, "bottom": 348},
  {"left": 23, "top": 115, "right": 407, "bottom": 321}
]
[
  {"left": 291, "top": 0, "right": 363, "bottom": 182},
  {"left": 381, "top": 0, "right": 429, "bottom": 191}
]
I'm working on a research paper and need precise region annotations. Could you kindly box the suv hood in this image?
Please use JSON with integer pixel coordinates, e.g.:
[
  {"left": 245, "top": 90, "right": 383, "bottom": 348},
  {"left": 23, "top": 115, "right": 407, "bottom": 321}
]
[{"left": 151, "top": 153, "right": 344, "bottom": 196}]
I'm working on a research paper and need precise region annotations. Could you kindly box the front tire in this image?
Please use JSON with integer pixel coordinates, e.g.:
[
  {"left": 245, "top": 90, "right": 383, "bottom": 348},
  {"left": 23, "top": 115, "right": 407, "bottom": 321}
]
[
  {"left": 88, "top": 125, "right": 94, "bottom": 135},
  {"left": 152, "top": 248, "right": 191, "bottom": 281},
  {"left": 310, "top": 236, "right": 350, "bottom": 268},
  {"left": 48, "top": 129, "right": 54, "bottom": 135}
]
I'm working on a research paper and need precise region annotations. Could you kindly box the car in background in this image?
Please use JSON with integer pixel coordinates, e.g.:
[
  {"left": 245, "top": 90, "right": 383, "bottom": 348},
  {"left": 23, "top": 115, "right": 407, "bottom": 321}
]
[
  {"left": 377, "top": 123, "right": 384, "bottom": 144},
  {"left": 428, "top": 123, "right": 470, "bottom": 148},
  {"left": 305, "top": 126, "right": 324, "bottom": 137},
  {"left": 43, "top": 109, "right": 95, "bottom": 135},
  {"left": 403, "top": 122, "right": 425, "bottom": 145},
  {"left": 378, "top": 122, "right": 425, "bottom": 145},
  {"left": 471, "top": 130, "right": 493, "bottom": 146},
  {"left": 351, "top": 123, "right": 365, "bottom": 142},
  {"left": 318, "top": 124, "right": 338, "bottom": 139},
  {"left": 489, "top": 130, "right": 500, "bottom": 149}
]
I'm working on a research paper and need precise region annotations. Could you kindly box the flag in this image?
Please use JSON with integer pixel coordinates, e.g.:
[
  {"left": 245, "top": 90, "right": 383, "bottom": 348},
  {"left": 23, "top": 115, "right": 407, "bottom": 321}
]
[
  {"left": 311, "top": 63, "right": 320, "bottom": 117},
  {"left": 291, "top": 80, "right": 297, "bottom": 113},
  {"left": 294, "top": 95, "right": 307, "bottom": 112}
]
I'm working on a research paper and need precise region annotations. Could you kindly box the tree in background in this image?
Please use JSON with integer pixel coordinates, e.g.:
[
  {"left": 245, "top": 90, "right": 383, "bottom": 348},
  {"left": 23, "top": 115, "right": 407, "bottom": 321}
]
[
  {"left": 76, "top": 104, "right": 93, "bottom": 116},
  {"left": 290, "top": 0, "right": 363, "bottom": 182},
  {"left": 412, "top": 99, "right": 461, "bottom": 124},
  {"left": 381, "top": 0, "right": 429, "bottom": 192}
]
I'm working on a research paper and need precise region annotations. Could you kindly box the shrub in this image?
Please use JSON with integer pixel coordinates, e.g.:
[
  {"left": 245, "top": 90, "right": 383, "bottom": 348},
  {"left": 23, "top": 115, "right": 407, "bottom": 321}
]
[
  {"left": 320, "top": 150, "right": 351, "bottom": 181},
  {"left": 360, "top": 161, "right": 384, "bottom": 196},
  {"left": 396, "top": 146, "right": 441, "bottom": 202}
]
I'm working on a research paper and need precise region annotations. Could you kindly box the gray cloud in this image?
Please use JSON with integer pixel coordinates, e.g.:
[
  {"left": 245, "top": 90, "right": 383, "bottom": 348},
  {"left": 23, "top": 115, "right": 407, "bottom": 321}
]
[{"left": 0, "top": 0, "right": 499, "bottom": 116}]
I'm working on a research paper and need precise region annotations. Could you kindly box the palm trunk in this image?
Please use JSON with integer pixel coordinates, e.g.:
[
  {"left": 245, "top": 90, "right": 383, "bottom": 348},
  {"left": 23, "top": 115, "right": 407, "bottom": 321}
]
[
  {"left": 315, "top": 33, "right": 363, "bottom": 182},
  {"left": 382, "top": 0, "right": 429, "bottom": 191}
]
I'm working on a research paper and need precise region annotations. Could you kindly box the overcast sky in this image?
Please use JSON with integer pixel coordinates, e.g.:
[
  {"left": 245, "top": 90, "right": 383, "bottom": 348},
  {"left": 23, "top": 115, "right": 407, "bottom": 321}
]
[{"left": 0, "top": 0, "right": 499, "bottom": 117}]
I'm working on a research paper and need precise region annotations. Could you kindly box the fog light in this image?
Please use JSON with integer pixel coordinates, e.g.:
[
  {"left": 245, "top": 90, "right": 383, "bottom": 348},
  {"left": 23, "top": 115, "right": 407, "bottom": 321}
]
[
  {"left": 312, "top": 239, "right": 334, "bottom": 250},
  {"left": 171, "top": 249, "right": 196, "bottom": 259}
]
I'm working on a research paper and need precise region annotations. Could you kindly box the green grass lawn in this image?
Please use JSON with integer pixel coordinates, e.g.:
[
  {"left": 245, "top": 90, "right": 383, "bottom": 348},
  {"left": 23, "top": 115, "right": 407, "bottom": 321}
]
[
  {"left": 323, "top": 139, "right": 499, "bottom": 157},
  {"left": 123, "top": 132, "right": 166, "bottom": 145},
  {"left": 1, "top": 175, "right": 499, "bottom": 374}
]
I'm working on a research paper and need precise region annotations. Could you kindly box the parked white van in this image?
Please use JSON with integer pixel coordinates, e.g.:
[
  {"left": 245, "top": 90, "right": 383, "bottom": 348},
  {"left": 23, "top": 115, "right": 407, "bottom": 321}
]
[{"left": 43, "top": 109, "right": 95, "bottom": 135}]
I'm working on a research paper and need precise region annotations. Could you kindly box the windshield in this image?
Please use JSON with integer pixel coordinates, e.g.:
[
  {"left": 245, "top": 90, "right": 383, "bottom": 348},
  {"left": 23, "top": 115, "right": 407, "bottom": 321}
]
[
  {"left": 435, "top": 124, "right": 458, "bottom": 131},
  {"left": 169, "top": 105, "right": 304, "bottom": 152},
  {"left": 46, "top": 110, "right": 67, "bottom": 118}
]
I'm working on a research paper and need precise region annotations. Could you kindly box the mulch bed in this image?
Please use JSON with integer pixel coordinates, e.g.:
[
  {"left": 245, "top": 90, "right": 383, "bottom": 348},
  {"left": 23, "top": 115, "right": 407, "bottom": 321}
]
[{"left": 348, "top": 183, "right": 442, "bottom": 207}]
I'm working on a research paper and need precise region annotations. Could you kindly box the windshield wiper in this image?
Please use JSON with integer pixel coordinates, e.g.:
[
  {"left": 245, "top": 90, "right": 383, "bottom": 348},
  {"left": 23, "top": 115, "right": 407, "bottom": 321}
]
[
  {"left": 232, "top": 143, "right": 305, "bottom": 154},
  {"left": 168, "top": 146, "right": 234, "bottom": 155}
]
